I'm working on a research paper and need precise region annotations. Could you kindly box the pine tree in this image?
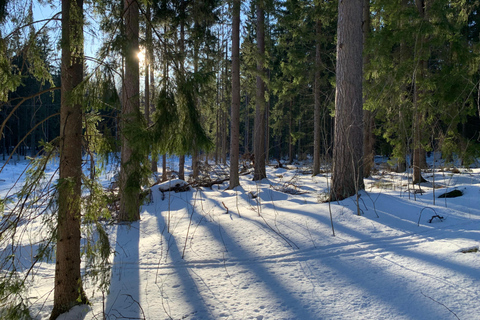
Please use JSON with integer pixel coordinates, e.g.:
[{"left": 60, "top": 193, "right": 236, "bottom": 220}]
[
  {"left": 229, "top": 0, "right": 241, "bottom": 189},
  {"left": 330, "top": 0, "right": 364, "bottom": 201}
]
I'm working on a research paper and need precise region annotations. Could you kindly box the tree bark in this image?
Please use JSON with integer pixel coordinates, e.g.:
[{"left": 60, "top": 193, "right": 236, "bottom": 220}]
[
  {"left": 288, "top": 102, "right": 293, "bottom": 164},
  {"left": 362, "top": 0, "right": 375, "bottom": 178},
  {"left": 51, "top": 0, "right": 86, "bottom": 317},
  {"left": 313, "top": 19, "right": 322, "bottom": 176},
  {"left": 146, "top": 4, "right": 157, "bottom": 174},
  {"left": 330, "top": 0, "right": 365, "bottom": 201},
  {"left": 228, "top": 0, "right": 241, "bottom": 189},
  {"left": 119, "top": 0, "right": 140, "bottom": 221},
  {"left": 412, "top": 0, "right": 427, "bottom": 184},
  {"left": 178, "top": 2, "right": 186, "bottom": 179},
  {"left": 179, "top": 155, "right": 185, "bottom": 180},
  {"left": 253, "top": 0, "right": 267, "bottom": 181}
]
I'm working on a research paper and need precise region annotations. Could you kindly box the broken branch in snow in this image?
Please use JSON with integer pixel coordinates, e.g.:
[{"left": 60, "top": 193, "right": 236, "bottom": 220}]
[
  {"left": 420, "top": 292, "right": 459, "bottom": 320},
  {"left": 222, "top": 201, "right": 229, "bottom": 214}
]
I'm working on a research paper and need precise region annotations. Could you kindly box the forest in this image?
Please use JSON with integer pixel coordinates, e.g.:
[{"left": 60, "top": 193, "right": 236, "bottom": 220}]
[{"left": 1, "top": 0, "right": 480, "bottom": 319}]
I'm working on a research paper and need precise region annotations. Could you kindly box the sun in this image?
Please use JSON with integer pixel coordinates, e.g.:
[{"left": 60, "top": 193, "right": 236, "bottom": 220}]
[{"left": 137, "top": 47, "right": 146, "bottom": 65}]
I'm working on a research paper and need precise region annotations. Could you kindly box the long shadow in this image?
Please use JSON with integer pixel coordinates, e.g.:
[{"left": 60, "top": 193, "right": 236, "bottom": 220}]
[
  {"left": 239, "top": 191, "right": 480, "bottom": 318},
  {"left": 176, "top": 193, "right": 319, "bottom": 319},
  {"left": 155, "top": 203, "right": 215, "bottom": 319},
  {"left": 105, "top": 223, "right": 141, "bottom": 319},
  {"left": 275, "top": 194, "right": 480, "bottom": 279},
  {"left": 153, "top": 186, "right": 480, "bottom": 319}
]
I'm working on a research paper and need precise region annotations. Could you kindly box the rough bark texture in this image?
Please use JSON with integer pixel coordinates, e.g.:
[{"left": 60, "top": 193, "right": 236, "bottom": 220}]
[
  {"left": 253, "top": 2, "right": 267, "bottom": 181},
  {"left": 228, "top": 0, "right": 241, "bottom": 189},
  {"left": 179, "top": 155, "right": 185, "bottom": 180},
  {"left": 313, "top": 19, "right": 322, "bottom": 176},
  {"left": 119, "top": 0, "right": 140, "bottom": 221},
  {"left": 51, "top": 0, "right": 86, "bottom": 317},
  {"left": 330, "top": 0, "right": 365, "bottom": 201}
]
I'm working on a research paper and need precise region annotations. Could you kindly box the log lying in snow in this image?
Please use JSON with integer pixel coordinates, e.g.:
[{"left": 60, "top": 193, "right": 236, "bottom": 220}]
[
  {"left": 158, "top": 179, "right": 190, "bottom": 193},
  {"left": 438, "top": 189, "right": 463, "bottom": 198},
  {"left": 191, "top": 177, "right": 230, "bottom": 189}
]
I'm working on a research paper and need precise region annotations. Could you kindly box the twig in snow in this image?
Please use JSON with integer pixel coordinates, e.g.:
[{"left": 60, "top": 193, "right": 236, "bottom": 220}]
[
  {"left": 421, "top": 292, "right": 460, "bottom": 320},
  {"left": 364, "top": 191, "right": 380, "bottom": 218}
]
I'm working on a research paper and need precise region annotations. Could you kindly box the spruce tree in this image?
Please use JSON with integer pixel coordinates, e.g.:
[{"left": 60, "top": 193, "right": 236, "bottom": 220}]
[
  {"left": 119, "top": 0, "right": 141, "bottom": 221},
  {"left": 253, "top": 0, "right": 267, "bottom": 181},
  {"left": 51, "top": 0, "right": 87, "bottom": 317}
]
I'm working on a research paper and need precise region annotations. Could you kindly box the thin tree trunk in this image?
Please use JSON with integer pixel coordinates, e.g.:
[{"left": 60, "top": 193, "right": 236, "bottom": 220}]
[
  {"left": 253, "top": 1, "right": 267, "bottom": 181},
  {"left": 178, "top": 0, "right": 186, "bottom": 179},
  {"left": 162, "top": 154, "right": 167, "bottom": 181},
  {"left": 244, "top": 94, "right": 249, "bottom": 153},
  {"left": 288, "top": 101, "right": 293, "bottom": 164},
  {"left": 228, "top": 0, "right": 241, "bottom": 189},
  {"left": 362, "top": 0, "right": 375, "bottom": 178},
  {"left": 396, "top": 0, "right": 409, "bottom": 173},
  {"left": 313, "top": 19, "right": 322, "bottom": 176},
  {"left": 330, "top": 0, "right": 364, "bottom": 201},
  {"left": 51, "top": 0, "right": 86, "bottom": 316},
  {"left": 146, "top": 4, "right": 157, "bottom": 173},
  {"left": 413, "top": 0, "right": 427, "bottom": 184}
]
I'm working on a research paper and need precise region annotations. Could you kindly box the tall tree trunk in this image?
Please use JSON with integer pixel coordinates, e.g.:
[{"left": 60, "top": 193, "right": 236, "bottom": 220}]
[
  {"left": 51, "top": 0, "right": 86, "bottom": 317},
  {"left": 244, "top": 94, "right": 250, "bottom": 153},
  {"left": 228, "top": 0, "right": 241, "bottom": 189},
  {"left": 313, "top": 19, "right": 322, "bottom": 176},
  {"left": 288, "top": 102, "right": 293, "bottom": 164},
  {"left": 119, "top": 0, "right": 140, "bottom": 221},
  {"left": 265, "top": 93, "right": 270, "bottom": 164},
  {"left": 223, "top": 107, "right": 228, "bottom": 165},
  {"left": 253, "top": 1, "right": 267, "bottom": 180},
  {"left": 396, "top": 0, "right": 409, "bottom": 173},
  {"left": 362, "top": 0, "right": 375, "bottom": 178},
  {"left": 178, "top": 1, "right": 186, "bottom": 180},
  {"left": 330, "top": 0, "right": 364, "bottom": 201},
  {"left": 413, "top": 0, "right": 427, "bottom": 184},
  {"left": 146, "top": 4, "right": 157, "bottom": 174},
  {"left": 215, "top": 96, "right": 219, "bottom": 164},
  {"left": 222, "top": 42, "right": 228, "bottom": 166}
]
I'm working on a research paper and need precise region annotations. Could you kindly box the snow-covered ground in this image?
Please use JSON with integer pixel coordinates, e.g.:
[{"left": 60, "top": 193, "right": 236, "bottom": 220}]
[{"left": 1, "top": 158, "right": 480, "bottom": 320}]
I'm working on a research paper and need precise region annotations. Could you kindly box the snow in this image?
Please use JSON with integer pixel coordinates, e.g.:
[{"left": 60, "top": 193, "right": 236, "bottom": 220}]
[{"left": 1, "top": 159, "right": 480, "bottom": 320}]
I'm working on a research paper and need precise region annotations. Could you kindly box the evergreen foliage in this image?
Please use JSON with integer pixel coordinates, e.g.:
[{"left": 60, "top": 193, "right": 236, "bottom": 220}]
[
  {"left": 2, "top": 0, "right": 480, "bottom": 317},
  {"left": 366, "top": 0, "right": 479, "bottom": 167}
]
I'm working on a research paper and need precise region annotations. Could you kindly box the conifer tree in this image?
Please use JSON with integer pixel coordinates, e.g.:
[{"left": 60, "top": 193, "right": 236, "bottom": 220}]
[
  {"left": 253, "top": 0, "right": 267, "bottom": 181},
  {"left": 229, "top": 0, "right": 241, "bottom": 189},
  {"left": 51, "top": 0, "right": 87, "bottom": 316},
  {"left": 362, "top": 0, "right": 375, "bottom": 178},
  {"left": 330, "top": 0, "right": 364, "bottom": 201},
  {"left": 119, "top": 0, "right": 141, "bottom": 221},
  {"left": 313, "top": 15, "right": 323, "bottom": 176}
]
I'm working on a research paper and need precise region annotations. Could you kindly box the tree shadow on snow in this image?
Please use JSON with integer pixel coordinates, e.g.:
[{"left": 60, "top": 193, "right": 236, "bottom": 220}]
[{"left": 105, "top": 223, "right": 141, "bottom": 319}]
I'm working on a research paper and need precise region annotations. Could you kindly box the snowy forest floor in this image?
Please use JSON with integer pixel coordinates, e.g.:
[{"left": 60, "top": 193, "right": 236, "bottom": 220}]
[{"left": 1, "top": 157, "right": 480, "bottom": 320}]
